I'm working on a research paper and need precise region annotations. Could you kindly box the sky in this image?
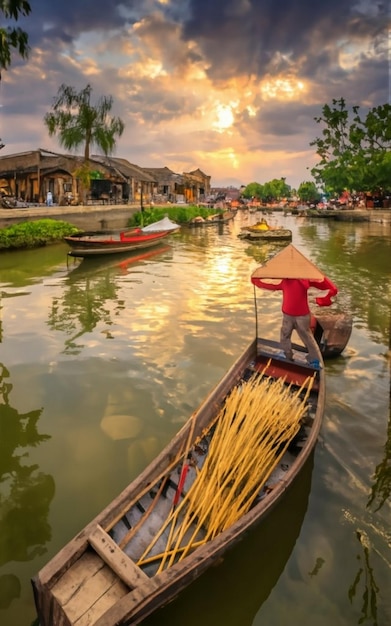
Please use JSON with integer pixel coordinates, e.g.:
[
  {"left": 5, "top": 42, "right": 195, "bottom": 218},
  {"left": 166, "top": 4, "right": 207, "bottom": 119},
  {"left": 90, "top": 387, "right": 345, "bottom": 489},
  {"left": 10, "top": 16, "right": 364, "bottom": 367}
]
[{"left": 0, "top": 0, "right": 388, "bottom": 190}]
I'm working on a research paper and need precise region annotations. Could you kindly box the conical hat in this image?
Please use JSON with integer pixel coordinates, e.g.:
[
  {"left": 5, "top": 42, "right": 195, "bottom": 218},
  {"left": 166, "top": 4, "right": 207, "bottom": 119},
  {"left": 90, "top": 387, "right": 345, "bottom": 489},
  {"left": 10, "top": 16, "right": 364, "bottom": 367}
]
[{"left": 251, "top": 244, "right": 325, "bottom": 279}]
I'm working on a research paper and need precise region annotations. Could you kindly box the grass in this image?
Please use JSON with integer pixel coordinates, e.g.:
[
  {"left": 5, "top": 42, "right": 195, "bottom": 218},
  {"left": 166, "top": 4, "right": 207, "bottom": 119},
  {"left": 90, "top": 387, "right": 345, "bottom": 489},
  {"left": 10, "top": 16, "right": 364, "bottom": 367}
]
[
  {"left": 128, "top": 204, "right": 223, "bottom": 226},
  {"left": 0, "top": 219, "right": 80, "bottom": 251}
]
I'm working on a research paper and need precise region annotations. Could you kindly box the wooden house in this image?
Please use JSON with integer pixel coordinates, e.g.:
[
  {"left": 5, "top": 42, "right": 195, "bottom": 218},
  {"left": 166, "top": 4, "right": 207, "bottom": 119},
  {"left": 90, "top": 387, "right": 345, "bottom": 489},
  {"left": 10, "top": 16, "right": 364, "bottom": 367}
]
[{"left": 0, "top": 149, "right": 211, "bottom": 207}]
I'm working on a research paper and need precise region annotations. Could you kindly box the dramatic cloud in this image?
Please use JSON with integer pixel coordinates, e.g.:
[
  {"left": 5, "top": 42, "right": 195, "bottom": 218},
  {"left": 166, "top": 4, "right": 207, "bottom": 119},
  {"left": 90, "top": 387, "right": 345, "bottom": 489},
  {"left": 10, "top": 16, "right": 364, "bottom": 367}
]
[{"left": 0, "top": 0, "right": 387, "bottom": 188}]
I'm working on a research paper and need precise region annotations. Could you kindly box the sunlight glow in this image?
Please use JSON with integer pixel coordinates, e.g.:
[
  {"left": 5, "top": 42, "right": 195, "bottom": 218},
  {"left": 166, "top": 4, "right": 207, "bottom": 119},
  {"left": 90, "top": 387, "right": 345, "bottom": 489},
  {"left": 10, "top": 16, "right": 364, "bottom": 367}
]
[
  {"left": 213, "top": 104, "right": 235, "bottom": 132},
  {"left": 260, "top": 77, "right": 306, "bottom": 100}
]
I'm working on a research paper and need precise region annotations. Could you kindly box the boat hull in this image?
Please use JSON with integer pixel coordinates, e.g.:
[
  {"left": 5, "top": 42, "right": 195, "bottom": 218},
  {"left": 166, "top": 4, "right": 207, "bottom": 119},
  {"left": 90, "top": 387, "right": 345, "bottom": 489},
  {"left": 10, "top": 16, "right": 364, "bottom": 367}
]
[
  {"left": 32, "top": 338, "right": 324, "bottom": 626},
  {"left": 64, "top": 217, "right": 180, "bottom": 258},
  {"left": 239, "top": 228, "right": 292, "bottom": 241},
  {"left": 186, "top": 211, "right": 235, "bottom": 227},
  {"left": 65, "top": 231, "right": 173, "bottom": 257}
]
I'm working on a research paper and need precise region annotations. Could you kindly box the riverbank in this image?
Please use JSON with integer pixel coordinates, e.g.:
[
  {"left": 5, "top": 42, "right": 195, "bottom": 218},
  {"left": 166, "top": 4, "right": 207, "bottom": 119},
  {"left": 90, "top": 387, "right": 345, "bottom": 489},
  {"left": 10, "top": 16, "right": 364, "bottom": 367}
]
[
  {"left": 0, "top": 203, "right": 390, "bottom": 230},
  {"left": 0, "top": 203, "right": 141, "bottom": 231}
]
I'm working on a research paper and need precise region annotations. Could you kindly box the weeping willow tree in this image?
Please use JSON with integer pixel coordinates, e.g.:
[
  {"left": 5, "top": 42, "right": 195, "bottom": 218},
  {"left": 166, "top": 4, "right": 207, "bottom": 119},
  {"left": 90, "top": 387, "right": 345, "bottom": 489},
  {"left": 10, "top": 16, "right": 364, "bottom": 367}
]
[{"left": 43, "top": 84, "right": 125, "bottom": 203}]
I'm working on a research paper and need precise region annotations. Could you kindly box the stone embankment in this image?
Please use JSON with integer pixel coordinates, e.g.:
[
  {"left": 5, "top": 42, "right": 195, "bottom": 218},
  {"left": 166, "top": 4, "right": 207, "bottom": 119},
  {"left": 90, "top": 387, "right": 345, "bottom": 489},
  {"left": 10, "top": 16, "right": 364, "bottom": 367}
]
[
  {"left": 0, "top": 203, "right": 140, "bottom": 230},
  {"left": 0, "top": 204, "right": 390, "bottom": 230}
]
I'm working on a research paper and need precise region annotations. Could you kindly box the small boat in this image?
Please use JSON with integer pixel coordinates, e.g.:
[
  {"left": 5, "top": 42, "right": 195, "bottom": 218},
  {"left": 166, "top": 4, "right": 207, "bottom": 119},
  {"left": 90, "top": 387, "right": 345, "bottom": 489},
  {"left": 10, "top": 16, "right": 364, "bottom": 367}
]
[
  {"left": 186, "top": 211, "right": 235, "bottom": 227},
  {"left": 238, "top": 220, "right": 292, "bottom": 241},
  {"left": 64, "top": 216, "right": 180, "bottom": 257},
  {"left": 312, "top": 310, "right": 353, "bottom": 358},
  {"left": 32, "top": 341, "right": 325, "bottom": 625}
]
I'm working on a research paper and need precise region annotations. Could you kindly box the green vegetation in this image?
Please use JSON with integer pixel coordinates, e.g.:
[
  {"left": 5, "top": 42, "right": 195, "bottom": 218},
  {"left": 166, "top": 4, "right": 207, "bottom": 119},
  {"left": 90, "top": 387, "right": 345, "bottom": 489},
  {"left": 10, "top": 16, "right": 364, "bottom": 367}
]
[
  {"left": 0, "top": 219, "right": 80, "bottom": 251},
  {"left": 241, "top": 179, "right": 291, "bottom": 203},
  {"left": 240, "top": 99, "right": 391, "bottom": 201},
  {"left": 0, "top": 1, "right": 31, "bottom": 74},
  {"left": 297, "top": 181, "right": 322, "bottom": 203},
  {"left": 128, "top": 204, "right": 222, "bottom": 226},
  {"left": 310, "top": 98, "right": 391, "bottom": 195}
]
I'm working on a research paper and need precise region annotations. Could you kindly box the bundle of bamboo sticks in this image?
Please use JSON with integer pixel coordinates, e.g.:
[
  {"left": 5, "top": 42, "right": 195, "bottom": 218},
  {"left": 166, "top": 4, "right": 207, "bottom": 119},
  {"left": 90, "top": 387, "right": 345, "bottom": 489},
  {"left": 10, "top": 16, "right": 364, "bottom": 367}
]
[{"left": 138, "top": 371, "right": 314, "bottom": 571}]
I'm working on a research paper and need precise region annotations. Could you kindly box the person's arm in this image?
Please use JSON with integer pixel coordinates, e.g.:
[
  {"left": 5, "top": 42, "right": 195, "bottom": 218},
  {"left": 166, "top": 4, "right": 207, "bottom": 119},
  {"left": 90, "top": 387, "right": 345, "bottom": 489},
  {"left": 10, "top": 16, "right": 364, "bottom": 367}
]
[
  {"left": 251, "top": 277, "right": 282, "bottom": 291},
  {"left": 311, "top": 276, "right": 338, "bottom": 306}
]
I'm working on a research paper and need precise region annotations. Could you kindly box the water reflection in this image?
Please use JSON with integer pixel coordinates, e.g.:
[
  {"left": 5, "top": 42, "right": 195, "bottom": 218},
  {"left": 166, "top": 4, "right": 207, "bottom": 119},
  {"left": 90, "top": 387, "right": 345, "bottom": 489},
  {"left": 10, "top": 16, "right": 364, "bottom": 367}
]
[
  {"left": 242, "top": 241, "right": 288, "bottom": 264},
  {"left": 49, "top": 245, "right": 172, "bottom": 354},
  {"left": 348, "top": 530, "right": 380, "bottom": 626},
  {"left": 300, "top": 220, "right": 391, "bottom": 517},
  {"left": 367, "top": 403, "right": 391, "bottom": 512},
  {"left": 0, "top": 363, "right": 54, "bottom": 575},
  {"left": 299, "top": 225, "right": 391, "bottom": 346},
  {"left": 0, "top": 573, "right": 20, "bottom": 609}
]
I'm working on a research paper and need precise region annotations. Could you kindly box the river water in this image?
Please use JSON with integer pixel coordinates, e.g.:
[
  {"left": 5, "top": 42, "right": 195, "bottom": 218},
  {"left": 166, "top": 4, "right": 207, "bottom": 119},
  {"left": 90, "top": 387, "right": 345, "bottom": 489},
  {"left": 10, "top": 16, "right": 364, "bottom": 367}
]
[{"left": 0, "top": 211, "right": 390, "bottom": 626}]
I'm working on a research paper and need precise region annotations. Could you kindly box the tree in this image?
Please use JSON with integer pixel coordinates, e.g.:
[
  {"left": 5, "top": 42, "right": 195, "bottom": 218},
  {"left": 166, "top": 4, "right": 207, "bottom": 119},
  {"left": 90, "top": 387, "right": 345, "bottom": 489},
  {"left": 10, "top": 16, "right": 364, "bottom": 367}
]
[
  {"left": 44, "top": 84, "right": 125, "bottom": 202},
  {"left": 262, "top": 178, "right": 291, "bottom": 202},
  {"left": 0, "top": 0, "right": 31, "bottom": 74},
  {"left": 297, "top": 181, "right": 321, "bottom": 203},
  {"left": 310, "top": 98, "right": 391, "bottom": 194},
  {"left": 44, "top": 84, "right": 125, "bottom": 162},
  {"left": 0, "top": 1, "right": 31, "bottom": 149},
  {"left": 241, "top": 182, "right": 264, "bottom": 200}
]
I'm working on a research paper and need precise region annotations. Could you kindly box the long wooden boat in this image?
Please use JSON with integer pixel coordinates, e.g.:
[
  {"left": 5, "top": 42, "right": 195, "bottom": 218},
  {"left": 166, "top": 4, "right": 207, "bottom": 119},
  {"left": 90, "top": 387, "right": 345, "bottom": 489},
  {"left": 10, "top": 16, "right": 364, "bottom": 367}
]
[
  {"left": 32, "top": 338, "right": 324, "bottom": 626},
  {"left": 64, "top": 217, "right": 180, "bottom": 258}
]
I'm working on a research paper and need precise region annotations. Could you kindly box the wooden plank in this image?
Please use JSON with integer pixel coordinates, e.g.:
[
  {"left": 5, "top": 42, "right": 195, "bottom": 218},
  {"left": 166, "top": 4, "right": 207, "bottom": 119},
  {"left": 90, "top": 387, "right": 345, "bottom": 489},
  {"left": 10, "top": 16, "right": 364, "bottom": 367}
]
[
  {"left": 59, "top": 564, "right": 125, "bottom": 623},
  {"left": 74, "top": 579, "right": 127, "bottom": 626},
  {"left": 89, "top": 525, "right": 149, "bottom": 588},
  {"left": 51, "top": 551, "right": 105, "bottom": 604}
]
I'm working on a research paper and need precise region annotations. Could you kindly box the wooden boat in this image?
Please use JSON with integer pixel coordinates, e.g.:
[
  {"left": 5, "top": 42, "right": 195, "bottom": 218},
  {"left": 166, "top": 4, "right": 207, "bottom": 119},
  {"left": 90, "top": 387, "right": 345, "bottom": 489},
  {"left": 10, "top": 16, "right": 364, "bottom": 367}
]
[
  {"left": 312, "top": 310, "right": 352, "bottom": 358},
  {"left": 186, "top": 210, "right": 235, "bottom": 227},
  {"left": 238, "top": 221, "right": 292, "bottom": 241},
  {"left": 64, "top": 216, "right": 180, "bottom": 258},
  {"left": 32, "top": 337, "right": 325, "bottom": 626}
]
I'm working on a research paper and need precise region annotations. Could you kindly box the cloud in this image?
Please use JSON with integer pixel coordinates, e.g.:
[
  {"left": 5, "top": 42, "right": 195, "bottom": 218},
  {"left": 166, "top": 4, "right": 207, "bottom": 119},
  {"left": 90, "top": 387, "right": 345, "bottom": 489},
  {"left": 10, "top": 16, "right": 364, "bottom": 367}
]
[{"left": 0, "top": 0, "right": 387, "bottom": 189}]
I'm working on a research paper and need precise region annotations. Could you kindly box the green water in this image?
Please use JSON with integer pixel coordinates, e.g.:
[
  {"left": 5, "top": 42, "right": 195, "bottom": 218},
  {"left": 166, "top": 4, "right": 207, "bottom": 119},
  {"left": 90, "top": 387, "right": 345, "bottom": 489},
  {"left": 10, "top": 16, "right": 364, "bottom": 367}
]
[{"left": 0, "top": 212, "right": 390, "bottom": 626}]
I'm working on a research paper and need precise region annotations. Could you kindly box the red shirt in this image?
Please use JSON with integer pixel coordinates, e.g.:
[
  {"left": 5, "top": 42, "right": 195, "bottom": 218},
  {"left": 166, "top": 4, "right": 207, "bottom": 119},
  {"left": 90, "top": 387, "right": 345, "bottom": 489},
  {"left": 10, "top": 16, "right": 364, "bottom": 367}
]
[{"left": 251, "top": 277, "right": 338, "bottom": 316}]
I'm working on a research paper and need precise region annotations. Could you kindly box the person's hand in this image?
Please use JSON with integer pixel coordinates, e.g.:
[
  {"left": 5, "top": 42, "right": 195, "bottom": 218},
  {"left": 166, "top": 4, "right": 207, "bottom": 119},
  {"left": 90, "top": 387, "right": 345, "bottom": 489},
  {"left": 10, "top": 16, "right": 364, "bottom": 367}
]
[{"left": 316, "top": 294, "right": 332, "bottom": 306}]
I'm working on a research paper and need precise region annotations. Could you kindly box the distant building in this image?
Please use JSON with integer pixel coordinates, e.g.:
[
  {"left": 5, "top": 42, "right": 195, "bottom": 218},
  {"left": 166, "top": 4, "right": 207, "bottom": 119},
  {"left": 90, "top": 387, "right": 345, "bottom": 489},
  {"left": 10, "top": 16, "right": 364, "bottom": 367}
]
[
  {"left": 143, "top": 166, "right": 211, "bottom": 204},
  {"left": 0, "top": 149, "right": 211, "bottom": 206}
]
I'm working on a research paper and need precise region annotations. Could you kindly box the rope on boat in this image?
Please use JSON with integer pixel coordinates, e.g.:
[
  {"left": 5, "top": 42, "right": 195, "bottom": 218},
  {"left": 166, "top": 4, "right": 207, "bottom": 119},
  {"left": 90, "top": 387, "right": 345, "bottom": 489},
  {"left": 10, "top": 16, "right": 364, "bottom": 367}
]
[{"left": 137, "top": 370, "right": 314, "bottom": 570}]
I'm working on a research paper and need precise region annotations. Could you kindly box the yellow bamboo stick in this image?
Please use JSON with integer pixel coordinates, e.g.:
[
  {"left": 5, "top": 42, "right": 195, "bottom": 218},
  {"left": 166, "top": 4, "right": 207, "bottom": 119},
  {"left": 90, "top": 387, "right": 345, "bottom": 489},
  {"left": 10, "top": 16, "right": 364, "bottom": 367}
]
[{"left": 138, "top": 370, "right": 315, "bottom": 569}]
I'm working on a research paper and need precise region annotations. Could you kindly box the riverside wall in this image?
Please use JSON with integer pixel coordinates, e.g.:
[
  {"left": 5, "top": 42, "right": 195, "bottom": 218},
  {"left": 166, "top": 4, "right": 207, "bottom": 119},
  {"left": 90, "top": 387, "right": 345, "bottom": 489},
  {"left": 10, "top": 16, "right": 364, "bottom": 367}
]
[
  {"left": 0, "top": 204, "right": 390, "bottom": 230},
  {"left": 0, "top": 203, "right": 141, "bottom": 230}
]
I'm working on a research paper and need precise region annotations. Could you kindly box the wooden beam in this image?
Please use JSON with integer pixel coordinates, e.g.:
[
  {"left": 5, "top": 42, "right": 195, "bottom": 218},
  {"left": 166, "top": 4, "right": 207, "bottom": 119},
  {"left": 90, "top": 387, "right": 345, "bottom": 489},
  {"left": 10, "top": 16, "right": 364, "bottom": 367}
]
[{"left": 88, "top": 525, "right": 149, "bottom": 589}]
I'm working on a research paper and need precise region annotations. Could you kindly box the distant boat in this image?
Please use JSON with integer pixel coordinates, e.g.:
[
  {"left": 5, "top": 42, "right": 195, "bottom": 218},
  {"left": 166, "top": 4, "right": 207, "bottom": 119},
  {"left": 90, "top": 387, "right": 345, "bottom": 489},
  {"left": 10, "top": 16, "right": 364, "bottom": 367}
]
[
  {"left": 186, "top": 211, "right": 235, "bottom": 227},
  {"left": 238, "top": 221, "right": 292, "bottom": 241},
  {"left": 64, "top": 217, "right": 180, "bottom": 258}
]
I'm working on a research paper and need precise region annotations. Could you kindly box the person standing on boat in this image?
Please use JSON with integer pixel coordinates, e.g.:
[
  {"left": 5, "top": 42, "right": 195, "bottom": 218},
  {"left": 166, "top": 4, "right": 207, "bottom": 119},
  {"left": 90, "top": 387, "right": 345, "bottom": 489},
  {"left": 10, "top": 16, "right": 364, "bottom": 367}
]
[{"left": 251, "top": 275, "right": 338, "bottom": 366}]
